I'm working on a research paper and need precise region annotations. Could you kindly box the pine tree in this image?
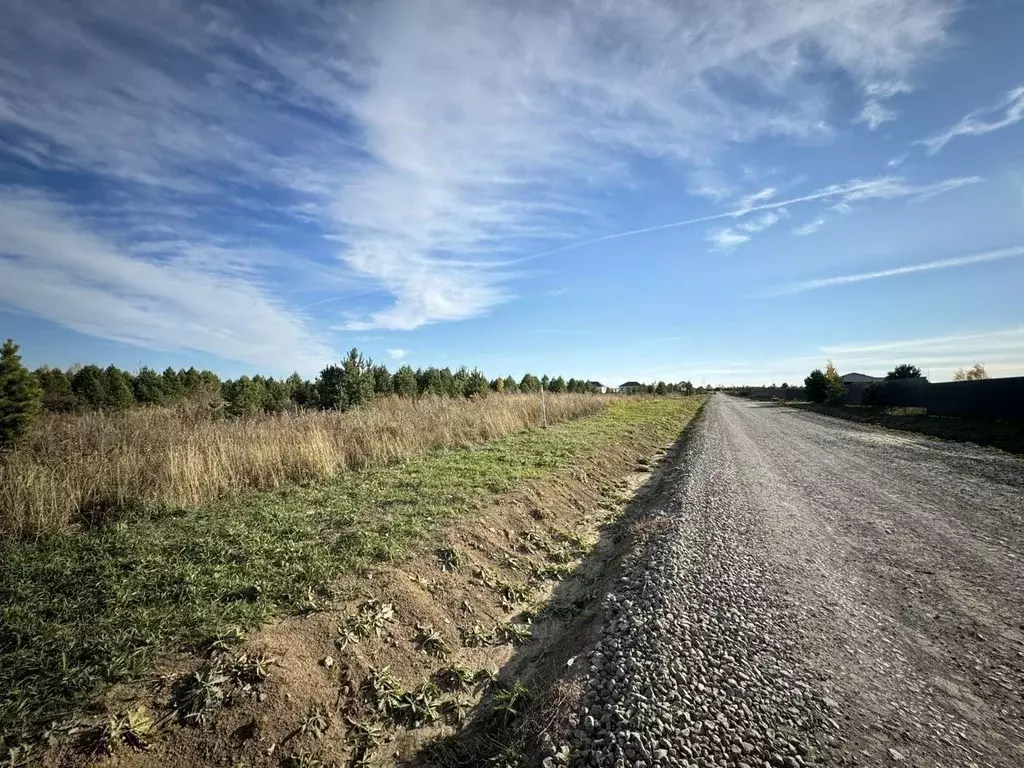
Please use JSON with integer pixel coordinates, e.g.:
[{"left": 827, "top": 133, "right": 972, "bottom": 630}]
[
  {"left": 35, "top": 366, "right": 76, "bottom": 412},
  {"left": 0, "top": 339, "right": 43, "bottom": 448},
  {"left": 393, "top": 365, "right": 418, "bottom": 398},
  {"left": 285, "top": 372, "right": 316, "bottom": 407},
  {"left": 340, "top": 349, "right": 374, "bottom": 409},
  {"left": 372, "top": 364, "right": 394, "bottom": 395},
  {"left": 316, "top": 349, "right": 374, "bottom": 411},
  {"left": 133, "top": 367, "right": 166, "bottom": 405},
  {"left": 224, "top": 376, "right": 264, "bottom": 416},
  {"left": 463, "top": 368, "right": 489, "bottom": 398},
  {"left": 519, "top": 373, "right": 541, "bottom": 393},
  {"left": 71, "top": 365, "right": 109, "bottom": 410},
  {"left": 104, "top": 365, "right": 136, "bottom": 410}
]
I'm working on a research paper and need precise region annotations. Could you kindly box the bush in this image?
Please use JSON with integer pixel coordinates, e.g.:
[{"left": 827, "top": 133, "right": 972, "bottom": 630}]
[
  {"left": 885, "top": 364, "right": 922, "bottom": 380},
  {"left": 804, "top": 370, "right": 828, "bottom": 403}
]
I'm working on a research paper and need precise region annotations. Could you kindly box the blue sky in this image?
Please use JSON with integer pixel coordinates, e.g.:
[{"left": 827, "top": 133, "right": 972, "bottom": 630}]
[{"left": 1, "top": 0, "right": 1022, "bottom": 386}]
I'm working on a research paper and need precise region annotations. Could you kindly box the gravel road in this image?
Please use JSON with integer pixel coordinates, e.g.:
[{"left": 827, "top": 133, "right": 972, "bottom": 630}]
[{"left": 567, "top": 394, "right": 1023, "bottom": 768}]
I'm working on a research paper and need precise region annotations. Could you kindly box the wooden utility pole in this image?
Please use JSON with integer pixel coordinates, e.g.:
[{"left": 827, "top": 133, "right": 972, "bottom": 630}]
[{"left": 541, "top": 382, "right": 548, "bottom": 428}]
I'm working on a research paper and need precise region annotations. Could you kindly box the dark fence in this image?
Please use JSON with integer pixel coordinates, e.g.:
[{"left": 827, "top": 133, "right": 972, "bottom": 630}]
[
  {"left": 844, "top": 377, "right": 1024, "bottom": 421},
  {"left": 732, "top": 387, "right": 807, "bottom": 401}
]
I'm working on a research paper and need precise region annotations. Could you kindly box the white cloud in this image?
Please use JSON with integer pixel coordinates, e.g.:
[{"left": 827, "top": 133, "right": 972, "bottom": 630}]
[
  {"left": 735, "top": 188, "right": 778, "bottom": 212},
  {"left": 888, "top": 154, "right": 908, "bottom": 167},
  {"left": 857, "top": 101, "right": 897, "bottom": 130},
  {"left": 0, "top": 0, "right": 961, "bottom": 342},
  {"left": 707, "top": 229, "right": 751, "bottom": 251},
  {"left": 770, "top": 245, "right": 1024, "bottom": 295},
  {"left": 737, "top": 211, "right": 783, "bottom": 233},
  {"left": 386, "top": 348, "right": 408, "bottom": 360},
  {"left": 793, "top": 218, "right": 826, "bottom": 236},
  {"left": 919, "top": 86, "right": 1024, "bottom": 154},
  {"left": 0, "top": 190, "right": 333, "bottom": 373}
]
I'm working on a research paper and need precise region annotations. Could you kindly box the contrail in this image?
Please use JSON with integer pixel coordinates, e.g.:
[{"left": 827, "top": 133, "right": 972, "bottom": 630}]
[
  {"left": 516, "top": 176, "right": 982, "bottom": 262},
  {"left": 770, "top": 245, "right": 1024, "bottom": 296}
]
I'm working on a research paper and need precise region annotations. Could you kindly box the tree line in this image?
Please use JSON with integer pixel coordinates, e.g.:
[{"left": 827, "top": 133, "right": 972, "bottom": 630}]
[{"left": 0, "top": 340, "right": 620, "bottom": 446}]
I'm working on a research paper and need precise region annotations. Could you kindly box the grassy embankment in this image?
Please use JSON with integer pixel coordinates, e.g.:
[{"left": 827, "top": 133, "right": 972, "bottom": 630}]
[
  {"left": 0, "top": 395, "right": 703, "bottom": 743},
  {"left": 789, "top": 402, "right": 1024, "bottom": 455}
]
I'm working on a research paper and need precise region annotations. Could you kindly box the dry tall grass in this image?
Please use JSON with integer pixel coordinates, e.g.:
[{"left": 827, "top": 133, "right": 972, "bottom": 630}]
[{"left": 0, "top": 394, "right": 607, "bottom": 536}]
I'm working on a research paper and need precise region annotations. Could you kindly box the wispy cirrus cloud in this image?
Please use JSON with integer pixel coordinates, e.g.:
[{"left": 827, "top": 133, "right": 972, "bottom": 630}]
[
  {"left": 709, "top": 210, "right": 786, "bottom": 250},
  {"left": 769, "top": 245, "right": 1024, "bottom": 296},
  {"left": 857, "top": 102, "right": 897, "bottom": 130},
  {"left": 821, "top": 327, "right": 1024, "bottom": 380},
  {"left": 793, "top": 218, "right": 826, "bottom": 236},
  {"left": 689, "top": 327, "right": 1024, "bottom": 384},
  {"left": 707, "top": 228, "right": 751, "bottom": 251},
  {"left": 919, "top": 85, "right": 1024, "bottom": 154},
  {"left": 534, "top": 174, "right": 982, "bottom": 258},
  {"left": 735, "top": 188, "right": 778, "bottom": 213},
  {"left": 856, "top": 80, "right": 912, "bottom": 130},
  {"left": 386, "top": 348, "right": 408, "bottom": 360},
  {"left": 0, "top": 0, "right": 962, "bottom": 348},
  {"left": 0, "top": 190, "right": 332, "bottom": 372}
]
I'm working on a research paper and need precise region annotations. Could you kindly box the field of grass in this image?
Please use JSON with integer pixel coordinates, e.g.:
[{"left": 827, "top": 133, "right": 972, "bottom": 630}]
[
  {"left": 789, "top": 402, "right": 1024, "bottom": 455},
  {"left": 0, "top": 393, "right": 604, "bottom": 536},
  {"left": 0, "top": 396, "right": 703, "bottom": 744}
]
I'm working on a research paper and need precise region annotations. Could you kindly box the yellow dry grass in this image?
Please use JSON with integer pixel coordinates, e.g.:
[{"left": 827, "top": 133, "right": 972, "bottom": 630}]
[{"left": 0, "top": 394, "right": 607, "bottom": 536}]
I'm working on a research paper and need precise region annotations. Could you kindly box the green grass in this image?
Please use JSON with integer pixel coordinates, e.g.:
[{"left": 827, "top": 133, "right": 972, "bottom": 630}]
[
  {"left": 0, "top": 397, "right": 702, "bottom": 743},
  {"left": 789, "top": 402, "right": 1024, "bottom": 455}
]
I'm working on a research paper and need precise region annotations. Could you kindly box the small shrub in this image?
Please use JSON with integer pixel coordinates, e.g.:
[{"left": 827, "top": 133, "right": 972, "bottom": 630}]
[
  {"left": 364, "top": 666, "right": 404, "bottom": 717},
  {"left": 460, "top": 624, "right": 495, "bottom": 648},
  {"left": 299, "top": 700, "right": 330, "bottom": 739},
  {"left": 435, "top": 663, "right": 475, "bottom": 692},
  {"left": 229, "top": 652, "right": 274, "bottom": 688},
  {"left": 492, "top": 681, "right": 530, "bottom": 722},
  {"left": 436, "top": 548, "right": 461, "bottom": 572},
  {"left": 413, "top": 624, "right": 450, "bottom": 658},
  {"left": 93, "top": 705, "right": 154, "bottom": 753},
  {"left": 176, "top": 664, "right": 230, "bottom": 725},
  {"left": 495, "top": 622, "right": 533, "bottom": 646},
  {"left": 398, "top": 682, "right": 443, "bottom": 728}
]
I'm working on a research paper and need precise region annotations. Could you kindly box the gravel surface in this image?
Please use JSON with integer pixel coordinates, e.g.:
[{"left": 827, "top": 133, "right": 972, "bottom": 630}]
[{"left": 562, "top": 394, "right": 1024, "bottom": 768}]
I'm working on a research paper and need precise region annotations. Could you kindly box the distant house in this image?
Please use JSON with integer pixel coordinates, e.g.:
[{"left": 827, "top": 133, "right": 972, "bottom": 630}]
[
  {"left": 841, "top": 372, "right": 883, "bottom": 385},
  {"left": 619, "top": 381, "right": 644, "bottom": 393},
  {"left": 588, "top": 380, "right": 616, "bottom": 394}
]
